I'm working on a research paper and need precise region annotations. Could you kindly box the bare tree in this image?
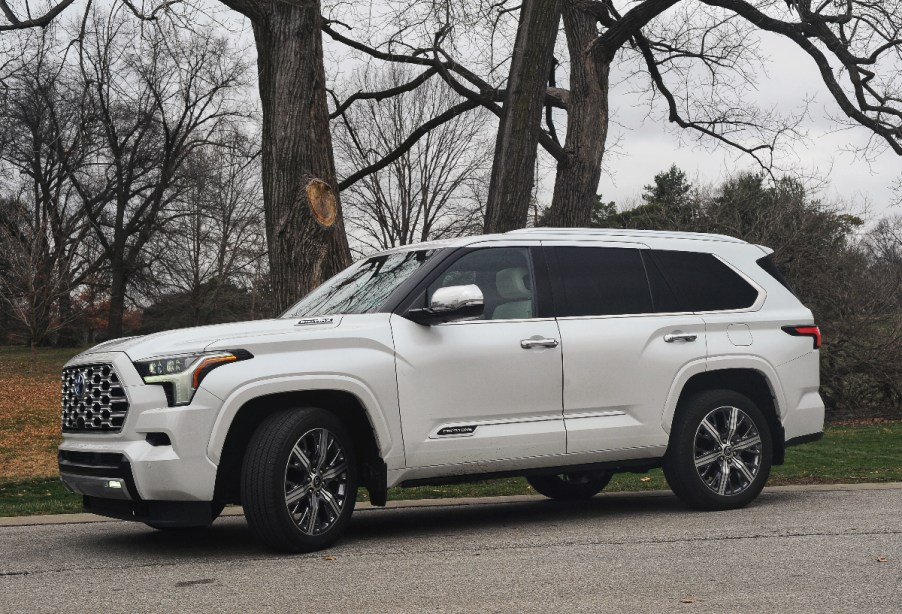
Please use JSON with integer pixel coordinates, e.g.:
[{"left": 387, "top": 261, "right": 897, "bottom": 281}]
[
  {"left": 139, "top": 129, "right": 267, "bottom": 326},
  {"left": 0, "top": 27, "right": 101, "bottom": 347},
  {"left": 0, "top": 196, "right": 75, "bottom": 368},
  {"left": 49, "top": 4, "right": 249, "bottom": 338},
  {"left": 332, "top": 65, "right": 491, "bottom": 252},
  {"left": 0, "top": 0, "right": 75, "bottom": 31}
]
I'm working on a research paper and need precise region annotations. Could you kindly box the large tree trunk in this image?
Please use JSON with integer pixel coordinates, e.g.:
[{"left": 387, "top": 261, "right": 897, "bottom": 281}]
[
  {"left": 253, "top": 0, "right": 351, "bottom": 314},
  {"left": 549, "top": 3, "right": 610, "bottom": 227},
  {"left": 483, "top": 0, "right": 561, "bottom": 233}
]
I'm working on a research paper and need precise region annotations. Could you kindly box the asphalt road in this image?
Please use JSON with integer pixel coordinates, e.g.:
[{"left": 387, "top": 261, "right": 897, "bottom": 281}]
[{"left": 1, "top": 484, "right": 899, "bottom": 613}]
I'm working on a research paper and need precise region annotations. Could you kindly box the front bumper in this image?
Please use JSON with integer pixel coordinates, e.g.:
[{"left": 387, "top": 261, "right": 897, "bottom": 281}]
[{"left": 59, "top": 351, "right": 220, "bottom": 503}]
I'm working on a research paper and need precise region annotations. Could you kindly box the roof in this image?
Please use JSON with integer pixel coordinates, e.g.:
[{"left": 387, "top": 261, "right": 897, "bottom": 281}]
[
  {"left": 504, "top": 227, "right": 746, "bottom": 243},
  {"left": 374, "top": 227, "right": 746, "bottom": 257}
]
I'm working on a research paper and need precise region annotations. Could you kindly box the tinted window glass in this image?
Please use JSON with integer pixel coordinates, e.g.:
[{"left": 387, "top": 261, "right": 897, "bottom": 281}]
[
  {"left": 756, "top": 254, "right": 795, "bottom": 294},
  {"left": 428, "top": 247, "right": 535, "bottom": 320},
  {"left": 550, "top": 247, "right": 653, "bottom": 317},
  {"left": 641, "top": 252, "right": 682, "bottom": 312},
  {"left": 653, "top": 250, "right": 758, "bottom": 311}
]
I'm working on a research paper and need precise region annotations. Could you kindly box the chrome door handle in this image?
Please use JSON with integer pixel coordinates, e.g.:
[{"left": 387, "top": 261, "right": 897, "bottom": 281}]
[
  {"left": 664, "top": 332, "right": 698, "bottom": 343},
  {"left": 521, "top": 337, "right": 559, "bottom": 349}
]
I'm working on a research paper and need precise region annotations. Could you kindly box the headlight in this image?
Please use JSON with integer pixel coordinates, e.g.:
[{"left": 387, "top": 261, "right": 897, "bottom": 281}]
[{"left": 133, "top": 349, "right": 252, "bottom": 406}]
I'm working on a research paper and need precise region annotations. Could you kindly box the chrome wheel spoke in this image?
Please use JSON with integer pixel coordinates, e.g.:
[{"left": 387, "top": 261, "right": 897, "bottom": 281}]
[
  {"left": 321, "top": 462, "right": 347, "bottom": 482},
  {"left": 291, "top": 445, "right": 312, "bottom": 473},
  {"left": 732, "top": 458, "right": 756, "bottom": 483},
  {"left": 304, "top": 492, "right": 320, "bottom": 535},
  {"left": 733, "top": 434, "right": 762, "bottom": 452},
  {"left": 316, "top": 430, "right": 331, "bottom": 472},
  {"left": 727, "top": 407, "right": 739, "bottom": 442},
  {"left": 701, "top": 417, "right": 722, "bottom": 444},
  {"left": 320, "top": 489, "right": 342, "bottom": 517},
  {"left": 717, "top": 460, "right": 730, "bottom": 495},
  {"left": 286, "top": 483, "right": 310, "bottom": 507},
  {"left": 694, "top": 450, "right": 721, "bottom": 469}
]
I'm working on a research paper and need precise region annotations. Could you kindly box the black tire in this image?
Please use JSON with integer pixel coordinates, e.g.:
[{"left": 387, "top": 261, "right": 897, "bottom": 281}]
[
  {"left": 663, "top": 389, "right": 772, "bottom": 511},
  {"left": 241, "top": 407, "right": 358, "bottom": 553},
  {"left": 526, "top": 471, "right": 613, "bottom": 500},
  {"left": 144, "top": 502, "right": 226, "bottom": 531}
]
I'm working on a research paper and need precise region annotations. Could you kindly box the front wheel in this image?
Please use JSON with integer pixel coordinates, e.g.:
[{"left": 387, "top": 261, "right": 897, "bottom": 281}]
[
  {"left": 527, "top": 471, "right": 613, "bottom": 500},
  {"left": 663, "top": 389, "right": 772, "bottom": 511},
  {"left": 241, "top": 408, "right": 358, "bottom": 552}
]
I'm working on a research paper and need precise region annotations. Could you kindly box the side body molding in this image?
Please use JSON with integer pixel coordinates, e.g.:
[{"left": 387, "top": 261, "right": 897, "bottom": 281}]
[{"left": 205, "top": 375, "right": 400, "bottom": 469}]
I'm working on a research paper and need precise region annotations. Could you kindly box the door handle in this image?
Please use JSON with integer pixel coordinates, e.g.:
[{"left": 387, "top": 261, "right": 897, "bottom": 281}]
[
  {"left": 664, "top": 332, "right": 698, "bottom": 343},
  {"left": 521, "top": 337, "right": 559, "bottom": 349}
]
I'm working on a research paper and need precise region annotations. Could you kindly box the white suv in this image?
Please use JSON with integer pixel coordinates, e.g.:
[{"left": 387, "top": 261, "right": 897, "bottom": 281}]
[{"left": 58, "top": 228, "right": 825, "bottom": 552}]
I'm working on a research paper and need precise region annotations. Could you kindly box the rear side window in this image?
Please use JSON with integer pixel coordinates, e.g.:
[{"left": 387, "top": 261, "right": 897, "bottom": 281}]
[
  {"left": 652, "top": 250, "right": 758, "bottom": 311},
  {"left": 549, "top": 247, "right": 653, "bottom": 316},
  {"left": 756, "top": 254, "right": 795, "bottom": 294}
]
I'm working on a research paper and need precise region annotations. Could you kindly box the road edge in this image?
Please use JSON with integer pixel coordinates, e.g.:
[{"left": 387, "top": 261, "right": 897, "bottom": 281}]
[{"left": 1, "top": 481, "right": 900, "bottom": 528}]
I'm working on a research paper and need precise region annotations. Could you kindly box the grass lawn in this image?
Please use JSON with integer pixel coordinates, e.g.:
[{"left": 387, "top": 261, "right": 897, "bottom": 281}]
[{"left": 0, "top": 344, "right": 899, "bottom": 517}]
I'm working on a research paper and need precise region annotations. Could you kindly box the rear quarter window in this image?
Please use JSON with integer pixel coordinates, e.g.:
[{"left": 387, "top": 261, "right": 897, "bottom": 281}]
[{"left": 652, "top": 250, "right": 759, "bottom": 311}]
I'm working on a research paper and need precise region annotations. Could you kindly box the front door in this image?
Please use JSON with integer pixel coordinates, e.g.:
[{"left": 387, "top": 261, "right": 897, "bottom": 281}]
[{"left": 391, "top": 246, "right": 565, "bottom": 469}]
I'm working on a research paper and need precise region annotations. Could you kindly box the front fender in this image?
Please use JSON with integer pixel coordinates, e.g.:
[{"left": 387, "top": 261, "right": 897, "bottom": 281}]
[{"left": 205, "top": 374, "right": 400, "bottom": 468}]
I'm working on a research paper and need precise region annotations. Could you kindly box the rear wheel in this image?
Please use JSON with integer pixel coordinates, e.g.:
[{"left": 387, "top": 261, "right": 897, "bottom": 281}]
[
  {"left": 663, "top": 389, "right": 772, "bottom": 510},
  {"left": 241, "top": 408, "right": 357, "bottom": 552},
  {"left": 527, "top": 471, "right": 613, "bottom": 500}
]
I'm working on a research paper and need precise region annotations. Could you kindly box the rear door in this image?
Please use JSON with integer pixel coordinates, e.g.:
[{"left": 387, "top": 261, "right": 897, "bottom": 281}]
[{"left": 544, "top": 242, "right": 707, "bottom": 454}]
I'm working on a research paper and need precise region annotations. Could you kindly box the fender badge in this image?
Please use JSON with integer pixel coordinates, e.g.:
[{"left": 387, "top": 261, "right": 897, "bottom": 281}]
[{"left": 295, "top": 317, "right": 335, "bottom": 326}]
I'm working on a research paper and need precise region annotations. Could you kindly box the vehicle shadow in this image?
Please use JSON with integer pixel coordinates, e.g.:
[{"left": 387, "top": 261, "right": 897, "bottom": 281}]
[{"left": 84, "top": 489, "right": 792, "bottom": 558}]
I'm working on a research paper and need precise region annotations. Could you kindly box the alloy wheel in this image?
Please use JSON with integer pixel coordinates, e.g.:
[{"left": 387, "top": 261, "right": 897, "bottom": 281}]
[{"left": 692, "top": 405, "right": 763, "bottom": 496}]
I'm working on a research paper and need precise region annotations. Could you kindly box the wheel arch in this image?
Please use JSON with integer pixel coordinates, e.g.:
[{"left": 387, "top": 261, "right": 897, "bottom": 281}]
[
  {"left": 663, "top": 361, "right": 787, "bottom": 465},
  {"left": 210, "top": 382, "right": 393, "bottom": 507}
]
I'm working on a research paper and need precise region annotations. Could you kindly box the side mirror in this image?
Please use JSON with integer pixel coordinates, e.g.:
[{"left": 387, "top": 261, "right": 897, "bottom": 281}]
[{"left": 406, "top": 284, "right": 484, "bottom": 325}]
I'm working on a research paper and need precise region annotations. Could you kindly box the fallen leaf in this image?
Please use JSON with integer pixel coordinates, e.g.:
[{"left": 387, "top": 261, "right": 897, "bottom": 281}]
[
  {"left": 680, "top": 596, "right": 695, "bottom": 604},
  {"left": 876, "top": 555, "right": 888, "bottom": 563},
  {"left": 322, "top": 556, "right": 336, "bottom": 561},
  {"left": 640, "top": 477, "right": 652, "bottom": 482}
]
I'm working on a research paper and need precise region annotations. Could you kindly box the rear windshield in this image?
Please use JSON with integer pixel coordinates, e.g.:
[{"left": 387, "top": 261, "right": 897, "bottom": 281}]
[{"left": 756, "top": 254, "right": 795, "bottom": 295}]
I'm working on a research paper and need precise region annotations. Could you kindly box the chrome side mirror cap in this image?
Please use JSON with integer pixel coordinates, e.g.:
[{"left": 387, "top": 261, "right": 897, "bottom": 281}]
[{"left": 406, "top": 284, "right": 484, "bottom": 325}]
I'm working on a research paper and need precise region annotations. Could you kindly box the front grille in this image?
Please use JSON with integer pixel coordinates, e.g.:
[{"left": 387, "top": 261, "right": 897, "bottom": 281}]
[{"left": 61, "top": 363, "right": 130, "bottom": 432}]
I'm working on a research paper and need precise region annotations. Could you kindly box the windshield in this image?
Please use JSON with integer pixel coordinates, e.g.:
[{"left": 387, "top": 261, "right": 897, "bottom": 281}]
[{"left": 281, "top": 249, "right": 437, "bottom": 318}]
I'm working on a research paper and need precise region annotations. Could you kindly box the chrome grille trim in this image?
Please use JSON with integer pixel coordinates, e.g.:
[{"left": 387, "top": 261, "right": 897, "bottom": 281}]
[{"left": 61, "top": 363, "right": 130, "bottom": 432}]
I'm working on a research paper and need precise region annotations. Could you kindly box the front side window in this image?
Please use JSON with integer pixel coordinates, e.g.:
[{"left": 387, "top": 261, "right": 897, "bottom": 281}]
[
  {"left": 282, "top": 249, "right": 436, "bottom": 318},
  {"left": 550, "top": 247, "right": 653, "bottom": 317},
  {"left": 427, "top": 247, "right": 535, "bottom": 320}
]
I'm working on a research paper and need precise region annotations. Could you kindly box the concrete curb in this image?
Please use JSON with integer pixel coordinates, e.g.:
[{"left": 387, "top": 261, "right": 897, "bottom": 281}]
[{"left": 1, "top": 481, "right": 900, "bottom": 528}]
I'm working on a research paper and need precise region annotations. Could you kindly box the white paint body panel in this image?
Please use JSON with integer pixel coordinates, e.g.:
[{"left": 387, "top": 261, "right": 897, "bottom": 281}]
[{"left": 390, "top": 314, "right": 565, "bottom": 468}]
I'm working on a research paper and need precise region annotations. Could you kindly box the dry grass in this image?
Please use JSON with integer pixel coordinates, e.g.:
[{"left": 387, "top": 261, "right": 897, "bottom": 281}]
[{"left": 0, "top": 346, "right": 82, "bottom": 481}]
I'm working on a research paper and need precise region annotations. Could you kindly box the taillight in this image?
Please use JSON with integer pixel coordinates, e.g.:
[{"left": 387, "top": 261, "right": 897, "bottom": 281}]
[{"left": 782, "top": 325, "right": 822, "bottom": 349}]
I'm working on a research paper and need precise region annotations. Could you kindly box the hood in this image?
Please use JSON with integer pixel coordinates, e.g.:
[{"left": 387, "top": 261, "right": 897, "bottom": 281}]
[{"left": 77, "top": 316, "right": 344, "bottom": 362}]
